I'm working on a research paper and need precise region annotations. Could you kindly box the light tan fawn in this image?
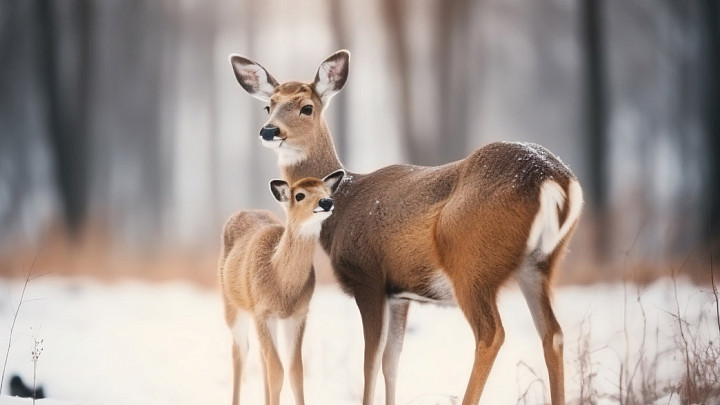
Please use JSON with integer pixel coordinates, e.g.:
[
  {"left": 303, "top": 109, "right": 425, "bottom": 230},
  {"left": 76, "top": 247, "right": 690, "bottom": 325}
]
[
  {"left": 218, "top": 170, "right": 345, "bottom": 405},
  {"left": 229, "top": 50, "right": 583, "bottom": 405}
]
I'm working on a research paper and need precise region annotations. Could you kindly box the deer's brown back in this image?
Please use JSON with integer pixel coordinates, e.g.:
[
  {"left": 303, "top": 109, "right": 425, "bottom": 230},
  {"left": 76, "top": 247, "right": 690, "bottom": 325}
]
[{"left": 320, "top": 141, "right": 575, "bottom": 297}]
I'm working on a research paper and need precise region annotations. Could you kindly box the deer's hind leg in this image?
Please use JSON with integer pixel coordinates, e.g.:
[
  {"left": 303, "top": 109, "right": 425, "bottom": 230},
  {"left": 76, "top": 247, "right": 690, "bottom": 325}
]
[
  {"left": 453, "top": 281, "right": 505, "bottom": 405},
  {"left": 225, "top": 302, "right": 251, "bottom": 405},
  {"left": 517, "top": 249, "right": 571, "bottom": 405}
]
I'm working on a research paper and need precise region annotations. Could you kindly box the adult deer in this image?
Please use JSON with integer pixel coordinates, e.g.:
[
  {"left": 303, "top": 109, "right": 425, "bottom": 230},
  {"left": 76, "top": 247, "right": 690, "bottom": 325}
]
[
  {"left": 219, "top": 171, "right": 345, "bottom": 405},
  {"left": 228, "top": 50, "right": 583, "bottom": 405}
]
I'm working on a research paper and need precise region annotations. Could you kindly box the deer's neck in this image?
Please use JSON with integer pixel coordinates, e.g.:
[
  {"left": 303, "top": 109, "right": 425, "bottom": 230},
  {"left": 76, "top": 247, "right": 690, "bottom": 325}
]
[
  {"left": 282, "top": 121, "right": 343, "bottom": 183},
  {"left": 271, "top": 228, "right": 316, "bottom": 293}
]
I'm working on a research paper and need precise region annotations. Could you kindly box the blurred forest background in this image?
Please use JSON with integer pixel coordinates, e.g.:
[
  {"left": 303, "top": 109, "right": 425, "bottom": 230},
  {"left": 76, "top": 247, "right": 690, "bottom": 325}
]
[{"left": 0, "top": 0, "right": 717, "bottom": 284}]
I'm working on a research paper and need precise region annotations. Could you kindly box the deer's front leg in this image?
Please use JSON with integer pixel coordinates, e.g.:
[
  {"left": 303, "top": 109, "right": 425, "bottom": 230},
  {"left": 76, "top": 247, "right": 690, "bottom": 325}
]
[
  {"left": 383, "top": 299, "right": 409, "bottom": 405},
  {"left": 355, "top": 287, "right": 389, "bottom": 405},
  {"left": 255, "top": 317, "right": 283, "bottom": 405},
  {"left": 283, "top": 314, "right": 307, "bottom": 405}
]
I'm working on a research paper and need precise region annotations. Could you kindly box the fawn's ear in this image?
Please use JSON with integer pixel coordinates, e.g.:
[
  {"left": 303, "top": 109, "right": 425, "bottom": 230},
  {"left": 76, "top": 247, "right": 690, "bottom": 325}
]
[
  {"left": 229, "top": 54, "right": 279, "bottom": 102},
  {"left": 269, "top": 179, "right": 290, "bottom": 203},
  {"left": 312, "top": 50, "right": 350, "bottom": 107},
  {"left": 322, "top": 169, "right": 346, "bottom": 194}
]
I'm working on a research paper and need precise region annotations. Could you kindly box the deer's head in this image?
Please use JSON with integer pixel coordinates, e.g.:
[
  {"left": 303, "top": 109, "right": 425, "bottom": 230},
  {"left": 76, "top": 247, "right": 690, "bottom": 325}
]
[
  {"left": 268, "top": 169, "right": 345, "bottom": 237},
  {"left": 230, "top": 51, "right": 350, "bottom": 167}
]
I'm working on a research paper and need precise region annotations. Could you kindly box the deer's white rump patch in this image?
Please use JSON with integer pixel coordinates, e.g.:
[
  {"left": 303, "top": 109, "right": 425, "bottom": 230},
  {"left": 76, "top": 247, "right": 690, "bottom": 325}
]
[{"left": 526, "top": 180, "right": 583, "bottom": 256}]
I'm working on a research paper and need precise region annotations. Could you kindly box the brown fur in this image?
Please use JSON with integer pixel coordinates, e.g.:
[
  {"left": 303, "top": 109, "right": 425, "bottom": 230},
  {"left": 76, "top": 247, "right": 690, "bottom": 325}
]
[
  {"left": 230, "top": 51, "right": 583, "bottom": 405},
  {"left": 218, "top": 178, "right": 338, "bottom": 405}
]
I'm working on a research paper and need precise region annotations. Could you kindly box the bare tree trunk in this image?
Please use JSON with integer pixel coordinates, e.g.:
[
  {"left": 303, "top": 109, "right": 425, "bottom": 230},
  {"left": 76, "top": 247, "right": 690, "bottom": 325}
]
[
  {"left": 328, "top": 0, "right": 349, "bottom": 163},
  {"left": 580, "top": 0, "right": 609, "bottom": 260},
  {"left": 245, "top": 0, "right": 266, "bottom": 205},
  {"left": 701, "top": 0, "right": 720, "bottom": 253},
  {"left": 0, "top": 1, "right": 25, "bottom": 236},
  {"left": 436, "top": 0, "right": 472, "bottom": 163},
  {"left": 381, "top": 0, "right": 418, "bottom": 163},
  {"left": 75, "top": 0, "right": 93, "bottom": 228},
  {"left": 672, "top": 1, "right": 702, "bottom": 255},
  {"left": 35, "top": 0, "right": 90, "bottom": 238}
]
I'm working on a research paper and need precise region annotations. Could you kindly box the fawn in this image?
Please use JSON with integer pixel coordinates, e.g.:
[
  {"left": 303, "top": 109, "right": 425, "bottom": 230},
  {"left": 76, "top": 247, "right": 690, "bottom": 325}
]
[{"left": 218, "top": 170, "right": 344, "bottom": 405}]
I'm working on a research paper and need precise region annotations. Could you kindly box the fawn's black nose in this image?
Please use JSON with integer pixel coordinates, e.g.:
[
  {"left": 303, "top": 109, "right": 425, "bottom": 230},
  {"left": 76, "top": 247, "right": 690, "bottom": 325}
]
[
  {"left": 259, "top": 125, "right": 280, "bottom": 141},
  {"left": 318, "top": 198, "right": 334, "bottom": 212}
]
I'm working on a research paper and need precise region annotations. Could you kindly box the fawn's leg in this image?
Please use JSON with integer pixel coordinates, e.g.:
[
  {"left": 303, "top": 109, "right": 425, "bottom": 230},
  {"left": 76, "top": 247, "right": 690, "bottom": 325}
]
[
  {"left": 283, "top": 314, "right": 308, "bottom": 405},
  {"left": 230, "top": 311, "right": 251, "bottom": 405},
  {"left": 256, "top": 317, "right": 283, "bottom": 405}
]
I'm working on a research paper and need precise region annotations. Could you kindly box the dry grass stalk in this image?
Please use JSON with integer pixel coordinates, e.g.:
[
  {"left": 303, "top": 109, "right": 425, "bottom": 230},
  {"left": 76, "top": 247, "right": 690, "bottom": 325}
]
[
  {"left": 575, "top": 317, "right": 597, "bottom": 405},
  {"left": 0, "top": 256, "right": 38, "bottom": 395},
  {"left": 515, "top": 360, "right": 547, "bottom": 405}
]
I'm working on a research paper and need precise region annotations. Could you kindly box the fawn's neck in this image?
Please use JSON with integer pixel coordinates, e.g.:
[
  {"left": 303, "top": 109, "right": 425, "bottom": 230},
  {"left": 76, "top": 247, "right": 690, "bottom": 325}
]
[{"left": 271, "top": 227, "right": 317, "bottom": 293}]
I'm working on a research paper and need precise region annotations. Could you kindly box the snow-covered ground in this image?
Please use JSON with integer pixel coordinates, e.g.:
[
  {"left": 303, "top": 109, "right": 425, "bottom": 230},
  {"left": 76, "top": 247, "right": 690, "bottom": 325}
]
[{"left": 0, "top": 276, "right": 716, "bottom": 404}]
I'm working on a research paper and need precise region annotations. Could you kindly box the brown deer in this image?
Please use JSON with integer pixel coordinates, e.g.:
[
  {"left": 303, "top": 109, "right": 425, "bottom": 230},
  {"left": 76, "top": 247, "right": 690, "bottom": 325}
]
[
  {"left": 218, "top": 170, "right": 345, "bottom": 405},
  {"left": 228, "top": 50, "right": 583, "bottom": 405}
]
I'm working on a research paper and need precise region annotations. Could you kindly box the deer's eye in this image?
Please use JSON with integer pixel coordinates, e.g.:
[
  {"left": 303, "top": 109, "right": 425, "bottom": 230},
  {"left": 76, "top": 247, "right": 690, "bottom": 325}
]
[
  {"left": 295, "top": 193, "right": 305, "bottom": 202},
  {"left": 300, "top": 105, "right": 313, "bottom": 116},
  {"left": 264, "top": 106, "right": 270, "bottom": 114}
]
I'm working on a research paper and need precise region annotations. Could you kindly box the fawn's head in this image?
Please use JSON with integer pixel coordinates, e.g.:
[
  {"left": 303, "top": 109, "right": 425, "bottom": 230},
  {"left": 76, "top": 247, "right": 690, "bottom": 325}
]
[
  {"left": 269, "top": 169, "right": 345, "bottom": 237},
  {"left": 229, "top": 50, "right": 350, "bottom": 167}
]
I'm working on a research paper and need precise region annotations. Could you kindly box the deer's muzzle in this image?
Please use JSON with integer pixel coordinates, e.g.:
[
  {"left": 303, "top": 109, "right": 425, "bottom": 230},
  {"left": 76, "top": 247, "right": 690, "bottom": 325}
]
[
  {"left": 314, "top": 198, "right": 334, "bottom": 213},
  {"left": 259, "top": 125, "right": 280, "bottom": 141}
]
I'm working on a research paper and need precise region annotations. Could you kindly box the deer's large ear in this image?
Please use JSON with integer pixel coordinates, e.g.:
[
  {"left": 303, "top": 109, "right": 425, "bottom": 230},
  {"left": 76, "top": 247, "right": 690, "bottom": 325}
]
[
  {"left": 229, "top": 54, "right": 279, "bottom": 102},
  {"left": 322, "top": 169, "right": 346, "bottom": 194},
  {"left": 269, "top": 179, "right": 290, "bottom": 203},
  {"left": 313, "top": 50, "right": 350, "bottom": 107}
]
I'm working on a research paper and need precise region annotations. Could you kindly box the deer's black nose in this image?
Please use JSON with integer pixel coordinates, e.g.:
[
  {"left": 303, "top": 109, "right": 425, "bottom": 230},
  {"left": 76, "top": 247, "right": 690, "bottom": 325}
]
[
  {"left": 318, "top": 198, "right": 334, "bottom": 212},
  {"left": 259, "top": 125, "right": 280, "bottom": 141}
]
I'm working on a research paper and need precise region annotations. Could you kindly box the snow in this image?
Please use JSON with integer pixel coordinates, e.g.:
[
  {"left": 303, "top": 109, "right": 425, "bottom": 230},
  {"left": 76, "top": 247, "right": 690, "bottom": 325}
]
[
  {"left": 0, "top": 398, "right": 72, "bottom": 405},
  {"left": 0, "top": 276, "right": 716, "bottom": 404}
]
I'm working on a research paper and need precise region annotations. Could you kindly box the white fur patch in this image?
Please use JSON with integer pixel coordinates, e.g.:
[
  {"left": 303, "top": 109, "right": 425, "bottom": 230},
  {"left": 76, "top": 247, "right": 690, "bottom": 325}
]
[
  {"left": 428, "top": 271, "right": 457, "bottom": 304},
  {"left": 382, "top": 299, "right": 407, "bottom": 395},
  {"left": 314, "top": 59, "right": 345, "bottom": 105},
  {"left": 392, "top": 292, "right": 433, "bottom": 303},
  {"left": 231, "top": 311, "right": 251, "bottom": 360},
  {"left": 553, "top": 332, "right": 564, "bottom": 352},
  {"left": 261, "top": 139, "right": 307, "bottom": 167},
  {"left": 392, "top": 271, "right": 457, "bottom": 306},
  {"left": 277, "top": 147, "right": 307, "bottom": 167},
  {"left": 298, "top": 211, "right": 331, "bottom": 237},
  {"left": 267, "top": 317, "right": 279, "bottom": 347},
  {"left": 526, "top": 180, "right": 583, "bottom": 255},
  {"left": 516, "top": 261, "right": 547, "bottom": 337},
  {"left": 365, "top": 301, "right": 390, "bottom": 401},
  {"left": 559, "top": 180, "right": 584, "bottom": 244},
  {"left": 281, "top": 315, "right": 304, "bottom": 363},
  {"left": 260, "top": 139, "right": 282, "bottom": 149}
]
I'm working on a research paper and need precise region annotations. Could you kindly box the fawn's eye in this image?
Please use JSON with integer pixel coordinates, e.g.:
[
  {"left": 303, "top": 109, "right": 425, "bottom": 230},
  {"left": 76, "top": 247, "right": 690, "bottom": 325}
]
[
  {"left": 300, "top": 105, "right": 313, "bottom": 116},
  {"left": 295, "top": 193, "right": 305, "bottom": 202},
  {"left": 264, "top": 106, "right": 270, "bottom": 114}
]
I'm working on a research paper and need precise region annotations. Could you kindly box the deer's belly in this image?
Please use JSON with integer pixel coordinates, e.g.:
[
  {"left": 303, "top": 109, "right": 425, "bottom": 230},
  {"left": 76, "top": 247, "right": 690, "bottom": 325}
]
[{"left": 391, "top": 270, "right": 458, "bottom": 307}]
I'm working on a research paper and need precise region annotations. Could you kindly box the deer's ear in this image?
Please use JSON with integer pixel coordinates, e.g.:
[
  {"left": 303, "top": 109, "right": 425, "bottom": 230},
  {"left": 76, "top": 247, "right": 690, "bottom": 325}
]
[
  {"left": 322, "top": 169, "right": 346, "bottom": 194},
  {"left": 229, "top": 54, "right": 279, "bottom": 102},
  {"left": 269, "top": 179, "right": 290, "bottom": 203},
  {"left": 312, "top": 50, "right": 350, "bottom": 107}
]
